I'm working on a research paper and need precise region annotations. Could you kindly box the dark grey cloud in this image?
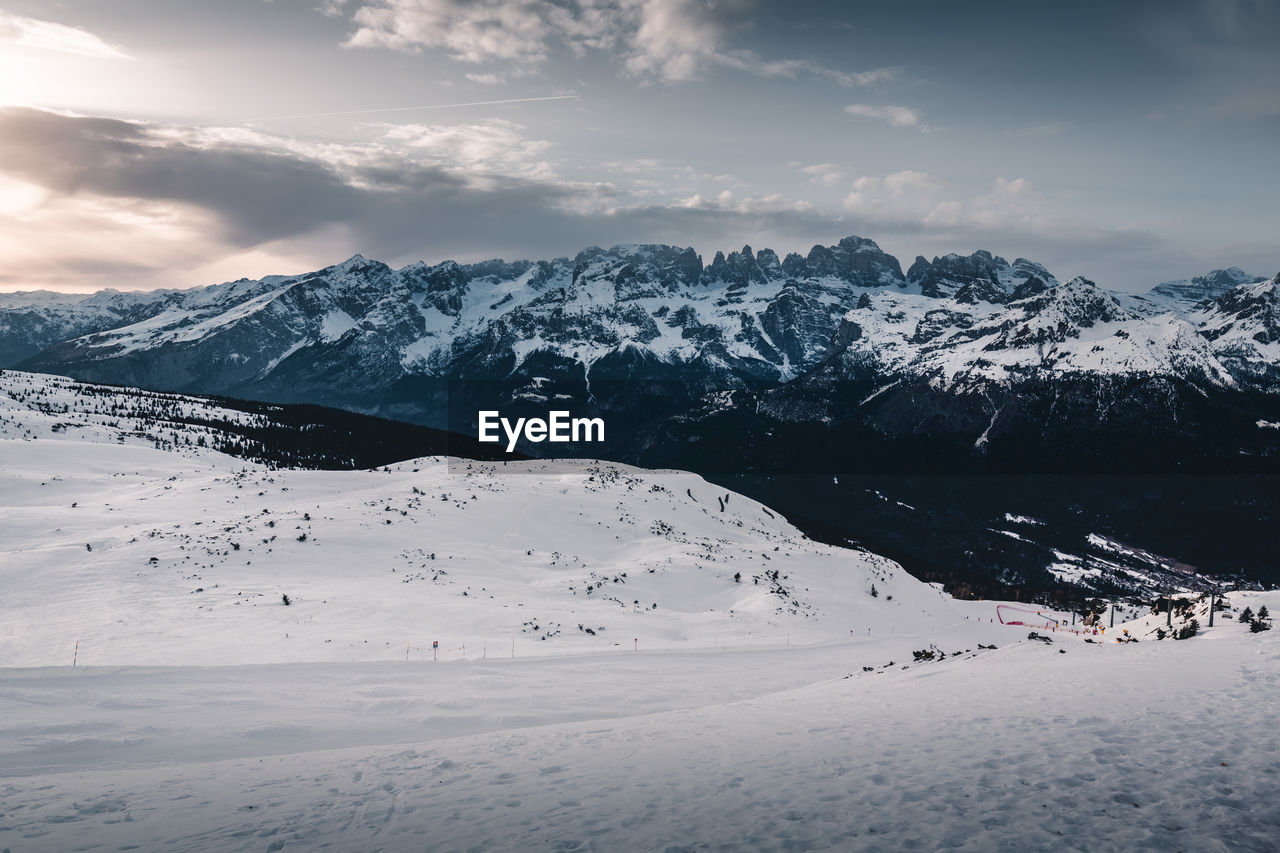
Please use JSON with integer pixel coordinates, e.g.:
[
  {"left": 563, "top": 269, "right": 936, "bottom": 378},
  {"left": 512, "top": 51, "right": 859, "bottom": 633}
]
[
  {"left": 0, "top": 107, "right": 838, "bottom": 273},
  {"left": 0, "top": 105, "right": 1261, "bottom": 292},
  {"left": 0, "top": 107, "right": 362, "bottom": 242}
]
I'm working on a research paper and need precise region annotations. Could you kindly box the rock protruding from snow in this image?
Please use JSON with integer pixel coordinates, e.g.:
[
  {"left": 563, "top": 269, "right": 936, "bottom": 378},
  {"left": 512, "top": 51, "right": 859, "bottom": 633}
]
[
  {"left": 907, "top": 250, "right": 1059, "bottom": 302},
  {"left": 1194, "top": 275, "right": 1280, "bottom": 389},
  {"left": 1147, "top": 267, "right": 1265, "bottom": 314}
]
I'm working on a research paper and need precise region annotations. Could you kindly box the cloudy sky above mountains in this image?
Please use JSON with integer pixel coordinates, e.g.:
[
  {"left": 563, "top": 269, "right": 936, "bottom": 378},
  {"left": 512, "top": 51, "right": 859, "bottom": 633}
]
[{"left": 0, "top": 0, "right": 1276, "bottom": 292}]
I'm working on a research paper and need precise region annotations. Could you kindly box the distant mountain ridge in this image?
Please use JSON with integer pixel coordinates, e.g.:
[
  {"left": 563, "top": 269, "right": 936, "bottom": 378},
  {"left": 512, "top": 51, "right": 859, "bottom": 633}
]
[{"left": 2, "top": 236, "right": 1278, "bottom": 466}]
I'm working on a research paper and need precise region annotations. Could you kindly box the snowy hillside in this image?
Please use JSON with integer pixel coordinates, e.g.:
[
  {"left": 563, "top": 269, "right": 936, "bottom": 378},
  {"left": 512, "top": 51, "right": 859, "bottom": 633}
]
[
  {"left": 836, "top": 275, "right": 1235, "bottom": 389},
  {"left": 3, "top": 373, "right": 1280, "bottom": 851},
  {"left": 1193, "top": 276, "right": 1280, "bottom": 389},
  {"left": 0, "top": 370, "right": 952, "bottom": 668},
  {"left": 0, "top": 367, "right": 514, "bottom": 470},
  {"left": 1144, "top": 266, "right": 1266, "bottom": 314}
]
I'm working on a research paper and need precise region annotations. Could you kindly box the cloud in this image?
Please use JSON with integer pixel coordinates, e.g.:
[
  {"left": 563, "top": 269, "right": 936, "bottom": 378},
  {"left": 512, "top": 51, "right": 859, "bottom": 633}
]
[
  {"left": 381, "top": 119, "right": 557, "bottom": 179},
  {"left": 717, "top": 56, "right": 896, "bottom": 87},
  {"left": 843, "top": 170, "right": 945, "bottom": 216},
  {"left": 0, "top": 107, "right": 830, "bottom": 291},
  {"left": 341, "top": 0, "right": 893, "bottom": 86},
  {"left": 344, "top": 0, "right": 611, "bottom": 70},
  {"left": 883, "top": 170, "right": 945, "bottom": 196},
  {"left": 0, "top": 109, "right": 1182, "bottom": 294},
  {"left": 676, "top": 189, "right": 815, "bottom": 215},
  {"left": 833, "top": 171, "right": 1172, "bottom": 286},
  {"left": 919, "top": 177, "right": 1045, "bottom": 232},
  {"left": 844, "top": 103, "right": 923, "bottom": 128},
  {"left": 0, "top": 109, "right": 361, "bottom": 245},
  {"left": 621, "top": 0, "right": 742, "bottom": 81},
  {"left": 793, "top": 162, "right": 846, "bottom": 188},
  {"left": 0, "top": 11, "right": 131, "bottom": 59}
]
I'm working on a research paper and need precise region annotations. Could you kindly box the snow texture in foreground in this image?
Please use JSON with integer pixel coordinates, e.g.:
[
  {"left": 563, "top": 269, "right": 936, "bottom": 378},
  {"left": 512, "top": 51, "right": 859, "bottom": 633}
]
[{"left": 3, "top": 614, "right": 1278, "bottom": 852}]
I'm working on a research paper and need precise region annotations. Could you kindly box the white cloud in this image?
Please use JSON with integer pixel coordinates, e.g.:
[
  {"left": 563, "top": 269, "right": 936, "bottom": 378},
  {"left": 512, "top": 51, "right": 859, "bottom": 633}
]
[
  {"left": 844, "top": 170, "right": 945, "bottom": 216},
  {"left": 883, "top": 169, "right": 945, "bottom": 196},
  {"left": 922, "top": 177, "right": 1047, "bottom": 232},
  {"left": 0, "top": 107, "right": 831, "bottom": 291},
  {"left": 720, "top": 56, "right": 897, "bottom": 87},
  {"left": 345, "top": 0, "right": 577, "bottom": 68},
  {"left": 794, "top": 163, "right": 846, "bottom": 188},
  {"left": 381, "top": 118, "right": 557, "bottom": 179},
  {"left": 341, "top": 0, "right": 894, "bottom": 86},
  {"left": 0, "top": 11, "right": 131, "bottom": 60},
  {"left": 622, "top": 0, "right": 732, "bottom": 81},
  {"left": 844, "top": 104, "right": 923, "bottom": 128},
  {"left": 678, "top": 189, "right": 813, "bottom": 215}
]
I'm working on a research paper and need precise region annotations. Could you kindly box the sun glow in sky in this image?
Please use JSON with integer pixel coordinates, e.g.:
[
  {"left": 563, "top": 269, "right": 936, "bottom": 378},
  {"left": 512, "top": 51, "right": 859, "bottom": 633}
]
[{"left": 0, "top": 0, "right": 1277, "bottom": 294}]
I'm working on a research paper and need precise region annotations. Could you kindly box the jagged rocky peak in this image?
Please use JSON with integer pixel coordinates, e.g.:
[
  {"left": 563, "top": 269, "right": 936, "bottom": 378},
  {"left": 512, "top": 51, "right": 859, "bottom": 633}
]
[
  {"left": 1009, "top": 258, "right": 1057, "bottom": 286},
  {"left": 1010, "top": 276, "right": 1049, "bottom": 300},
  {"left": 321, "top": 253, "right": 393, "bottom": 280},
  {"left": 789, "top": 235, "right": 906, "bottom": 288},
  {"left": 1010, "top": 276, "right": 1131, "bottom": 331},
  {"left": 467, "top": 258, "right": 536, "bottom": 283},
  {"left": 591, "top": 244, "right": 704, "bottom": 294},
  {"left": 702, "top": 244, "right": 770, "bottom": 288},
  {"left": 908, "top": 250, "right": 1057, "bottom": 302},
  {"left": 1194, "top": 274, "right": 1280, "bottom": 389},
  {"left": 1149, "top": 267, "right": 1264, "bottom": 307},
  {"left": 953, "top": 278, "right": 1010, "bottom": 305},
  {"left": 756, "top": 248, "right": 782, "bottom": 278},
  {"left": 1201, "top": 274, "right": 1280, "bottom": 342},
  {"left": 781, "top": 251, "right": 808, "bottom": 279},
  {"left": 292, "top": 254, "right": 400, "bottom": 313}
]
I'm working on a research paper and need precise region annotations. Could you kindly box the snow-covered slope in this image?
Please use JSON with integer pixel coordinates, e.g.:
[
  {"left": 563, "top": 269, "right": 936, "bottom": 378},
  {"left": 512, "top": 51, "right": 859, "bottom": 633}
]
[
  {"left": 838, "top": 276, "right": 1234, "bottom": 389},
  {"left": 1193, "top": 275, "right": 1280, "bottom": 389},
  {"left": 0, "top": 370, "right": 955, "bottom": 668},
  {"left": 4, "top": 372, "right": 1280, "bottom": 851},
  {"left": 0, "top": 287, "right": 181, "bottom": 365},
  {"left": 1143, "top": 266, "right": 1266, "bottom": 314}
]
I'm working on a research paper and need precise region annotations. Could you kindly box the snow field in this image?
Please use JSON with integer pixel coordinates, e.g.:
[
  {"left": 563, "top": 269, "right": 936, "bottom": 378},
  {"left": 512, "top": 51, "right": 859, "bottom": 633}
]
[
  {"left": 4, "top": 375, "right": 1279, "bottom": 851},
  {"left": 3, "top": 616, "right": 1278, "bottom": 851}
]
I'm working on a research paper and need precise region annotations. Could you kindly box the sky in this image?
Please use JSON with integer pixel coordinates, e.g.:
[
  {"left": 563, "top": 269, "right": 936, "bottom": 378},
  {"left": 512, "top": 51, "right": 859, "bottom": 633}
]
[{"left": 0, "top": 0, "right": 1276, "bottom": 294}]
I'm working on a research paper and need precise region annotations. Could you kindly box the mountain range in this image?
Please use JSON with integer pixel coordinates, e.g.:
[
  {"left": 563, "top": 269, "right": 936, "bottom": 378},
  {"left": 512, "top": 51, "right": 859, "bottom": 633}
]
[
  {"left": 3, "top": 236, "right": 1277, "bottom": 465},
  {"left": 4, "top": 236, "right": 1279, "bottom": 595}
]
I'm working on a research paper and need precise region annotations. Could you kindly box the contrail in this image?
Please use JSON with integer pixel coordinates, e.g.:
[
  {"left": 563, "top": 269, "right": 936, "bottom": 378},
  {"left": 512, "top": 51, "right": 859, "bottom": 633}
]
[{"left": 235, "top": 95, "right": 580, "bottom": 124}]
